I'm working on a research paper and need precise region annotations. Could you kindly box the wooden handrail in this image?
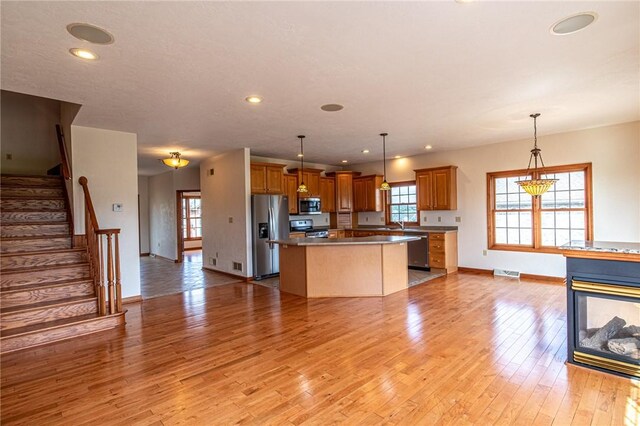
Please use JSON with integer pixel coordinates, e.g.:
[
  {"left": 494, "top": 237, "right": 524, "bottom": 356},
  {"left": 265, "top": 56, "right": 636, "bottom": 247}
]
[
  {"left": 79, "top": 176, "right": 123, "bottom": 316},
  {"left": 55, "top": 124, "right": 71, "bottom": 180}
]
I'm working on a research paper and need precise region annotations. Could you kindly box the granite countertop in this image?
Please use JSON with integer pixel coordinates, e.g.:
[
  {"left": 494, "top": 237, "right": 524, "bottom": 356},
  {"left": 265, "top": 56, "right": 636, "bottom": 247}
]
[
  {"left": 270, "top": 235, "right": 421, "bottom": 246},
  {"left": 562, "top": 240, "right": 640, "bottom": 255},
  {"left": 347, "top": 226, "right": 458, "bottom": 234}
]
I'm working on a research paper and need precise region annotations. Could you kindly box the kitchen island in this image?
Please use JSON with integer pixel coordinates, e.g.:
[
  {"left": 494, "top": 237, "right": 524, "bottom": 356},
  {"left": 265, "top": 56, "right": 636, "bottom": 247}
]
[{"left": 270, "top": 236, "right": 420, "bottom": 298}]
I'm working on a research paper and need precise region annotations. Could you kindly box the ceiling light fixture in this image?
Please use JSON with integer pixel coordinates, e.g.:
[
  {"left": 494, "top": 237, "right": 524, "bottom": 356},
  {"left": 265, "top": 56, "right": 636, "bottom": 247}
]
[
  {"left": 245, "top": 96, "right": 263, "bottom": 104},
  {"left": 362, "top": 149, "right": 370, "bottom": 154},
  {"left": 394, "top": 155, "right": 402, "bottom": 159},
  {"left": 551, "top": 12, "right": 598, "bottom": 35},
  {"left": 380, "top": 133, "right": 391, "bottom": 191},
  {"left": 69, "top": 48, "right": 98, "bottom": 60},
  {"left": 341, "top": 160, "right": 348, "bottom": 163},
  {"left": 515, "top": 113, "right": 558, "bottom": 196},
  {"left": 425, "top": 145, "right": 433, "bottom": 150},
  {"left": 67, "top": 23, "right": 114, "bottom": 44},
  {"left": 162, "top": 152, "right": 189, "bottom": 169},
  {"left": 320, "top": 104, "right": 344, "bottom": 112},
  {"left": 296, "top": 135, "right": 308, "bottom": 193}
]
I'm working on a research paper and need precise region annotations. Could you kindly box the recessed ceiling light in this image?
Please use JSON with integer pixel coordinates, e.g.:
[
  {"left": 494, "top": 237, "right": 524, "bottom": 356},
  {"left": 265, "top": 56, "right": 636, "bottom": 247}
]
[
  {"left": 245, "top": 96, "right": 263, "bottom": 104},
  {"left": 362, "top": 149, "right": 370, "bottom": 154},
  {"left": 394, "top": 155, "right": 401, "bottom": 159},
  {"left": 341, "top": 160, "right": 348, "bottom": 163},
  {"left": 297, "top": 153, "right": 304, "bottom": 157},
  {"left": 425, "top": 145, "right": 433, "bottom": 150},
  {"left": 551, "top": 12, "right": 598, "bottom": 35},
  {"left": 67, "top": 23, "right": 114, "bottom": 44},
  {"left": 320, "top": 104, "right": 344, "bottom": 112},
  {"left": 69, "top": 48, "right": 98, "bottom": 60}
]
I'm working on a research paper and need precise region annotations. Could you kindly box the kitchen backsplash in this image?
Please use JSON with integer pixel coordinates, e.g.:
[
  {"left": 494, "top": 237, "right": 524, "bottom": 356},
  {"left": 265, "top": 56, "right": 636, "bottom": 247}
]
[{"left": 357, "top": 211, "right": 461, "bottom": 227}]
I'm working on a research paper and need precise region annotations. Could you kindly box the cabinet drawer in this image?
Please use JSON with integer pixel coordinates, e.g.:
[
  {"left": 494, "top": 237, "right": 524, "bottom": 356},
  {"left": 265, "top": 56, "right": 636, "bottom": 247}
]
[
  {"left": 429, "top": 255, "right": 446, "bottom": 268},
  {"left": 328, "top": 231, "right": 338, "bottom": 238},
  {"left": 429, "top": 241, "right": 446, "bottom": 252},
  {"left": 429, "top": 233, "right": 445, "bottom": 241}
]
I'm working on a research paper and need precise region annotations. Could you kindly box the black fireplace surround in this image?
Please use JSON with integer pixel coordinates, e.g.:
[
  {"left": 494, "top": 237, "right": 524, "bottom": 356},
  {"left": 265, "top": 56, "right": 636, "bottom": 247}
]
[{"left": 566, "top": 257, "right": 640, "bottom": 380}]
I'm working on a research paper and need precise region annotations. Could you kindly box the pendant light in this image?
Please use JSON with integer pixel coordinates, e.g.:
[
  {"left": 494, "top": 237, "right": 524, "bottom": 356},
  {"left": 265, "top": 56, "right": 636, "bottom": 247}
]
[
  {"left": 515, "top": 113, "right": 558, "bottom": 196},
  {"left": 380, "top": 133, "right": 391, "bottom": 191},
  {"left": 162, "top": 152, "right": 189, "bottom": 169},
  {"left": 296, "top": 135, "right": 308, "bottom": 193}
]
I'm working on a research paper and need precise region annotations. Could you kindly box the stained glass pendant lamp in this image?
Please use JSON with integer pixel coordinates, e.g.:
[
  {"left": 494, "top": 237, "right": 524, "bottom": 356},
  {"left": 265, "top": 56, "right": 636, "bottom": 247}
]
[
  {"left": 162, "top": 152, "right": 189, "bottom": 169},
  {"left": 515, "top": 114, "right": 558, "bottom": 196},
  {"left": 296, "top": 135, "right": 308, "bottom": 193},
  {"left": 380, "top": 133, "right": 391, "bottom": 191}
]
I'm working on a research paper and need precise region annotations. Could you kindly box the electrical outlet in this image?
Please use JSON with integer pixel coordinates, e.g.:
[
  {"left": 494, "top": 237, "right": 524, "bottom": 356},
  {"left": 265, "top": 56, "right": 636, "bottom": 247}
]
[
  {"left": 380, "top": 217, "right": 385, "bottom": 223},
  {"left": 208, "top": 168, "right": 215, "bottom": 176},
  {"left": 325, "top": 217, "right": 328, "bottom": 223},
  {"left": 423, "top": 216, "right": 427, "bottom": 222},
  {"left": 228, "top": 217, "right": 233, "bottom": 223},
  {"left": 483, "top": 250, "right": 488, "bottom": 256},
  {"left": 455, "top": 216, "right": 461, "bottom": 223},
  {"left": 365, "top": 217, "right": 369, "bottom": 222},
  {"left": 112, "top": 203, "right": 123, "bottom": 212},
  {"left": 210, "top": 257, "right": 217, "bottom": 266},
  {"left": 438, "top": 216, "right": 442, "bottom": 222},
  {"left": 216, "top": 252, "right": 219, "bottom": 258}
]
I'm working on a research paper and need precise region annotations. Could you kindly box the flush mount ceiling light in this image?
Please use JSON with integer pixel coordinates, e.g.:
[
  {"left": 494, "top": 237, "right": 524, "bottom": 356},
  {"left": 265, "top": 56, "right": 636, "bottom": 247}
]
[
  {"left": 69, "top": 48, "right": 98, "bottom": 60},
  {"left": 162, "top": 152, "right": 189, "bottom": 169},
  {"left": 380, "top": 133, "right": 391, "bottom": 191},
  {"left": 296, "top": 135, "right": 308, "bottom": 193},
  {"left": 515, "top": 113, "right": 558, "bottom": 196},
  {"left": 362, "top": 149, "right": 370, "bottom": 154},
  {"left": 341, "top": 160, "right": 348, "bottom": 163},
  {"left": 425, "top": 145, "right": 433, "bottom": 150},
  {"left": 320, "top": 104, "right": 344, "bottom": 112},
  {"left": 394, "top": 155, "right": 402, "bottom": 159},
  {"left": 551, "top": 12, "right": 598, "bottom": 35},
  {"left": 67, "top": 23, "right": 114, "bottom": 44},
  {"left": 245, "top": 96, "right": 263, "bottom": 104}
]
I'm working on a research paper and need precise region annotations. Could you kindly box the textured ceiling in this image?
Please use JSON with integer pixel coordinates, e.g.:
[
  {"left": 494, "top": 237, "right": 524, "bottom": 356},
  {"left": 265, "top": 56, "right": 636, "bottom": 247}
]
[{"left": 1, "top": 1, "right": 638, "bottom": 175}]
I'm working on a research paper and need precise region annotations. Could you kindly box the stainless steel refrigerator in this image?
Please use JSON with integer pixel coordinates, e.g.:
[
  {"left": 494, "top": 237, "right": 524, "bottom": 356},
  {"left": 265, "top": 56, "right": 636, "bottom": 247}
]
[{"left": 251, "top": 194, "right": 289, "bottom": 280}]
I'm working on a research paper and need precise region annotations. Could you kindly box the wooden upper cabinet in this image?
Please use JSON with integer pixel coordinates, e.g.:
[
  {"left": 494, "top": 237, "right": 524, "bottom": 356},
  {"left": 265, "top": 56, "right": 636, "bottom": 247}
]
[
  {"left": 320, "top": 177, "right": 336, "bottom": 213},
  {"left": 250, "top": 163, "right": 285, "bottom": 194},
  {"left": 288, "top": 168, "right": 322, "bottom": 198},
  {"left": 353, "top": 175, "right": 383, "bottom": 212},
  {"left": 326, "top": 171, "right": 360, "bottom": 213},
  {"left": 284, "top": 174, "right": 298, "bottom": 214},
  {"left": 415, "top": 166, "right": 458, "bottom": 210}
]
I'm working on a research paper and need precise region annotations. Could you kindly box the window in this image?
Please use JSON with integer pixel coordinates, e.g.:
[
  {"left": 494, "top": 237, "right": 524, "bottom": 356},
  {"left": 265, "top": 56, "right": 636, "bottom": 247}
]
[
  {"left": 386, "top": 181, "right": 418, "bottom": 225},
  {"left": 487, "top": 163, "right": 592, "bottom": 252},
  {"left": 182, "top": 196, "right": 202, "bottom": 240}
]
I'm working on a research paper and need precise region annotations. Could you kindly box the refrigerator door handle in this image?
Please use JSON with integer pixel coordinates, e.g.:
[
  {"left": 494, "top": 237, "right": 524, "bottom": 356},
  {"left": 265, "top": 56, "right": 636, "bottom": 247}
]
[{"left": 268, "top": 206, "right": 275, "bottom": 249}]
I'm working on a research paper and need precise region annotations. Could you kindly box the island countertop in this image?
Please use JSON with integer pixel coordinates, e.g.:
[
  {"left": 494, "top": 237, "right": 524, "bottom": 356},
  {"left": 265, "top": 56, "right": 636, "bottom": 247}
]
[
  {"left": 346, "top": 226, "right": 458, "bottom": 234},
  {"left": 270, "top": 235, "right": 420, "bottom": 246}
]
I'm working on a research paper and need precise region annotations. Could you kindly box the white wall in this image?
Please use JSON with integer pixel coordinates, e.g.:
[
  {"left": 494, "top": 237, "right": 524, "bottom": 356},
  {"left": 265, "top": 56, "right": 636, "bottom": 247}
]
[
  {"left": 349, "top": 121, "right": 640, "bottom": 277},
  {"left": 71, "top": 125, "right": 141, "bottom": 298},
  {"left": 138, "top": 176, "right": 150, "bottom": 254},
  {"left": 147, "top": 167, "right": 201, "bottom": 260},
  {"left": 1, "top": 90, "right": 60, "bottom": 174},
  {"left": 201, "top": 148, "right": 252, "bottom": 277}
]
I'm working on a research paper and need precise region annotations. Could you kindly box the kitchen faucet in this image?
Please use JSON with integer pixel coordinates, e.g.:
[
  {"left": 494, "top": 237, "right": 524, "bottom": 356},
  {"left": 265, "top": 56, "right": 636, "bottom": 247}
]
[{"left": 394, "top": 220, "right": 405, "bottom": 230}]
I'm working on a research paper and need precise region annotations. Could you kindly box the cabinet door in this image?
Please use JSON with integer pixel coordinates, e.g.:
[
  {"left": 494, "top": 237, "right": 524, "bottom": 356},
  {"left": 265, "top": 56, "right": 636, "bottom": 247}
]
[
  {"left": 336, "top": 174, "right": 353, "bottom": 212},
  {"left": 308, "top": 172, "right": 321, "bottom": 197},
  {"left": 284, "top": 175, "right": 298, "bottom": 214},
  {"left": 326, "top": 177, "right": 336, "bottom": 212},
  {"left": 353, "top": 179, "right": 366, "bottom": 212},
  {"left": 266, "top": 166, "right": 284, "bottom": 194},
  {"left": 432, "top": 168, "right": 457, "bottom": 210},
  {"left": 416, "top": 171, "right": 433, "bottom": 210},
  {"left": 364, "top": 178, "right": 383, "bottom": 212},
  {"left": 250, "top": 165, "right": 266, "bottom": 194}
]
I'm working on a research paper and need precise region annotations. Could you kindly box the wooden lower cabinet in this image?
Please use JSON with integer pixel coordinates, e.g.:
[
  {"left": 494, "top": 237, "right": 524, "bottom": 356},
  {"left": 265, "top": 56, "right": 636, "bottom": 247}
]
[
  {"left": 290, "top": 232, "right": 306, "bottom": 239},
  {"left": 428, "top": 232, "right": 458, "bottom": 274}
]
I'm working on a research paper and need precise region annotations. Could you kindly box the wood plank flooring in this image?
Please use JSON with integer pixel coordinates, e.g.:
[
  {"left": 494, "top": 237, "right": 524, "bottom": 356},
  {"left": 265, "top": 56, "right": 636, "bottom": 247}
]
[{"left": 1, "top": 272, "right": 637, "bottom": 425}]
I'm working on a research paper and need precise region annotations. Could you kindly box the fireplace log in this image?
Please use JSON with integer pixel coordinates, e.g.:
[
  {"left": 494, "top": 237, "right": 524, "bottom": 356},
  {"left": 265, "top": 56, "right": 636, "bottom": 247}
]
[
  {"left": 607, "top": 338, "right": 640, "bottom": 357},
  {"left": 581, "top": 316, "right": 626, "bottom": 349},
  {"left": 617, "top": 325, "right": 640, "bottom": 338}
]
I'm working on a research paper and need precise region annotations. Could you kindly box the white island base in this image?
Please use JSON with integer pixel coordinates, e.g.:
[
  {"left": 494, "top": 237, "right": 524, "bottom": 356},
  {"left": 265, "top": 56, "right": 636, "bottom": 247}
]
[{"left": 274, "top": 236, "right": 417, "bottom": 298}]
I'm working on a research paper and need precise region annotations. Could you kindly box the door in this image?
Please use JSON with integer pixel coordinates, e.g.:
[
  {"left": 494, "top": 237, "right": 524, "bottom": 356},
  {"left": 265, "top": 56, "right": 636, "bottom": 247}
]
[
  {"left": 251, "top": 165, "right": 266, "bottom": 194},
  {"left": 252, "top": 195, "right": 272, "bottom": 277},
  {"left": 336, "top": 174, "right": 353, "bottom": 212},
  {"left": 416, "top": 171, "right": 433, "bottom": 210},
  {"left": 266, "top": 166, "right": 284, "bottom": 194},
  {"left": 432, "top": 169, "right": 450, "bottom": 210},
  {"left": 353, "top": 179, "right": 366, "bottom": 212}
]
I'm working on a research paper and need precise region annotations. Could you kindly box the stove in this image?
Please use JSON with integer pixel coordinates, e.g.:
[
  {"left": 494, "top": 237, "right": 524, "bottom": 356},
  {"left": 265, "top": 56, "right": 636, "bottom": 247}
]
[{"left": 290, "top": 219, "right": 329, "bottom": 238}]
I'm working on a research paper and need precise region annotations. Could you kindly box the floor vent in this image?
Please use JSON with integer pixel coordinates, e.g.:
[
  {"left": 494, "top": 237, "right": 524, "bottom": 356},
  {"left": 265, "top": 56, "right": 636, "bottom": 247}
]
[
  {"left": 494, "top": 269, "right": 521, "bottom": 279},
  {"left": 232, "top": 262, "right": 243, "bottom": 272}
]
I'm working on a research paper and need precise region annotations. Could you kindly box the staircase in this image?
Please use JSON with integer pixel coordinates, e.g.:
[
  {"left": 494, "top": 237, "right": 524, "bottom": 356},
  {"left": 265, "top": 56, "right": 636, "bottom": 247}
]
[{"left": 1, "top": 174, "right": 125, "bottom": 354}]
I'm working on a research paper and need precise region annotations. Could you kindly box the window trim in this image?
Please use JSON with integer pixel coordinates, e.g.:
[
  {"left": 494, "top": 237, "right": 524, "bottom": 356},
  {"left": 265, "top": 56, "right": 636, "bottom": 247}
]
[
  {"left": 486, "top": 162, "right": 593, "bottom": 254},
  {"left": 385, "top": 180, "right": 419, "bottom": 226},
  {"left": 182, "top": 195, "right": 202, "bottom": 241}
]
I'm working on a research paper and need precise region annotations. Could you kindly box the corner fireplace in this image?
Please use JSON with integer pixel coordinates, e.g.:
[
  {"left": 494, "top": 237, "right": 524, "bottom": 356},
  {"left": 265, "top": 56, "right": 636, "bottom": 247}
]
[{"left": 566, "top": 255, "right": 640, "bottom": 380}]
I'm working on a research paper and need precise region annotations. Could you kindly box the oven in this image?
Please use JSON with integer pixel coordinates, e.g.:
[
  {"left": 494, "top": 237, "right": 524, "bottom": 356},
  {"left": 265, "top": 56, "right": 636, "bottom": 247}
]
[{"left": 298, "top": 197, "right": 321, "bottom": 215}]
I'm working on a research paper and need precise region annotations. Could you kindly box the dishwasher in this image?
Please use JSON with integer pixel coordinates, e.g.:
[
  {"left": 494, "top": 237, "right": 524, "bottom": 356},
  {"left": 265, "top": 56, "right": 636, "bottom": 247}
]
[{"left": 408, "top": 235, "right": 429, "bottom": 270}]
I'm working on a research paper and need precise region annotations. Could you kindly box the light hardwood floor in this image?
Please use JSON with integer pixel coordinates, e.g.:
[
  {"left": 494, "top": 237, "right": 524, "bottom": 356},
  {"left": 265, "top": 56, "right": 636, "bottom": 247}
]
[{"left": 1, "top": 272, "right": 637, "bottom": 425}]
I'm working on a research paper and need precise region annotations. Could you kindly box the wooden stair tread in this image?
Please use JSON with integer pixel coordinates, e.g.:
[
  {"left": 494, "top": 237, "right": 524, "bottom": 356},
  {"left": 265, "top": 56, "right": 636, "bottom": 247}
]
[
  {"left": 0, "top": 221, "right": 70, "bottom": 226},
  {"left": 1, "top": 174, "right": 62, "bottom": 179},
  {"left": 1, "top": 261, "right": 89, "bottom": 274},
  {"left": 0, "top": 278, "right": 93, "bottom": 294},
  {"left": 1, "top": 295, "right": 97, "bottom": 314},
  {"left": 0, "top": 248, "right": 85, "bottom": 257},
  {"left": 0, "top": 196, "right": 65, "bottom": 200},
  {"left": 1, "top": 234, "right": 70, "bottom": 241},
  {"left": 0, "top": 313, "right": 102, "bottom": 337}
]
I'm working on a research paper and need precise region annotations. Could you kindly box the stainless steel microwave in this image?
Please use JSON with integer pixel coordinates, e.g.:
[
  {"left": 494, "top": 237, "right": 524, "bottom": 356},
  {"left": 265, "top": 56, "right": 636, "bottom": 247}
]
[{"left": 298, "top": 197, "right": 322, "bottom": 215}]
